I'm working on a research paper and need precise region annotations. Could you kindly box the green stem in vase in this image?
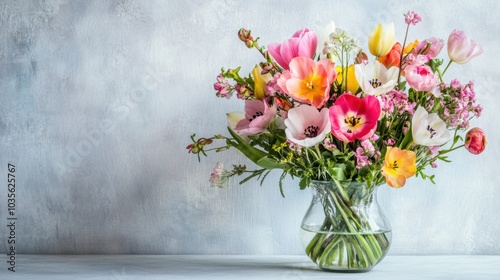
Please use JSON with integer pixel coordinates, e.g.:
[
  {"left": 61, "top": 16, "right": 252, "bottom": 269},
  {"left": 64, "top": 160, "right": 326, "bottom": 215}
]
[{"left": 302, "top": 181, "right": 391, "bottom": 271}]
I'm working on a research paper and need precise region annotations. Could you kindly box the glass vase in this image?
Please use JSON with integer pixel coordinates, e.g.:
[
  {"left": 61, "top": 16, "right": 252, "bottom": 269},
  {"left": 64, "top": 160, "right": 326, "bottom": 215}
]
[{"left": 300, "top": 180, "right": 391, "bottom": 272}]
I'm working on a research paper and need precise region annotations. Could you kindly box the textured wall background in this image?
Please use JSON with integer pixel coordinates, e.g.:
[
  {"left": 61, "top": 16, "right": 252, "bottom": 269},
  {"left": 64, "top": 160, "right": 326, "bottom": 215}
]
[{"left": 0, "top": 0, "right": 499, "bottom": 255}]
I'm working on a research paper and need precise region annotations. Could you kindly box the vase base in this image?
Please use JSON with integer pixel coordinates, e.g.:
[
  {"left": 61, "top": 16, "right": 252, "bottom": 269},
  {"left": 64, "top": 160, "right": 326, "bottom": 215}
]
[{"left": 318, "top": 266, "right": 373, "bottom": 273}]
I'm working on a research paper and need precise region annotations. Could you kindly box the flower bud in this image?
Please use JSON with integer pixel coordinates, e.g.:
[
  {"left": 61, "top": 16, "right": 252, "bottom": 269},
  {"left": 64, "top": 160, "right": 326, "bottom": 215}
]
[
  {"left": 238, "top": 28, "right": 252, "bottom": 41},
  {"left": 368, "top": 23, "right": 395, "bottom": 57},
  {"left": 354, "top": 51, "right": 368, "bottom": 64},
  {"left": 259, "top": 62, "right": 273, "bottom": 74},
  {"left": 464, "top": 127, "right": 487, "bottom": 155},
  {"left": 238, "top": 28, "right": 254, "bottom": 48}
]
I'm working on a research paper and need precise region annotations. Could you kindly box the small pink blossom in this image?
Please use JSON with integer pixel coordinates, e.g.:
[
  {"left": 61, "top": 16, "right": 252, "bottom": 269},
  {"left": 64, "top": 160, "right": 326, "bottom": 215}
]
[
  {"left": 384, "top": 138, "right": 396, "bottom": 146},
  {"left": 209, "top": 162, "right": 227, "bottom": 188},
  {"left": 405, "top": 11, "right": 422, "bottom": 25},
  {"left": 428, "top": 145, "right": 440, "bottom": 158},
  {"left": 323, "top": 138, "right": 337, "bottom": 151},
  {"left": 361, "top": 139, "right": 376, "bottom": 156},
  {"left": 214, "top": 74, "right": 232, "bottom": 99},
  {"left": 355, "top": 147, "right": 371, "bottom": 169}
]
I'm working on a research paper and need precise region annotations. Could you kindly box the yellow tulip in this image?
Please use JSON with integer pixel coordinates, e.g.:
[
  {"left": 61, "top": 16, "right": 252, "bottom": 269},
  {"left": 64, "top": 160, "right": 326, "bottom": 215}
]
[
  {"left": 335, "top": 65, "right": 360, "bottom": 94},
  {"left": 368, "top": 23, "right": 395, "bottom": 57},
  {"left": 252, "top": 65, "right": 272, "bottom": 100}
]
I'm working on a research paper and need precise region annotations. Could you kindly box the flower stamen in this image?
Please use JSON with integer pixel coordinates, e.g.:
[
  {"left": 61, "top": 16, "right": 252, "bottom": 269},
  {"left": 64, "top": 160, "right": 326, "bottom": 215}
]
[
  {"left": 426, "top": 125, "right": 437, "bottom": 138},
  {"left": 369, "top": 78, "right": 382, "bottom": 88},
  {"left": 304, "top": 125, "right": 319, "bottom": 138},
  {"left": 249, "top": 111, "right": 263, "bottom": 122}
]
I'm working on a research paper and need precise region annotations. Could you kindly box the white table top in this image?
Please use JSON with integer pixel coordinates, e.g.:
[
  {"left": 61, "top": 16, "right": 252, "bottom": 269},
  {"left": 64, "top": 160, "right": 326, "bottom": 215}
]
[{"left": 1, "top": 255, "right": 499, "bottom": 279}]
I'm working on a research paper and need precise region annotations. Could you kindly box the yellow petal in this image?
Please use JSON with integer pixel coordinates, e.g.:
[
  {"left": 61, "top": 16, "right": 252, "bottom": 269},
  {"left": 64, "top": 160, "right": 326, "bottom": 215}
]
[
  {"left": 336, "top": 65, "right": 360, "bottom": 93},
  {"left": 252, "top": 65, "right": 271, "bottom": 100}
]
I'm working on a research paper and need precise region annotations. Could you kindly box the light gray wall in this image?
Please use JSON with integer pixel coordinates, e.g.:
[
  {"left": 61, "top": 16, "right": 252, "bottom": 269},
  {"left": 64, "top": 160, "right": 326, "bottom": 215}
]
[{"left": 0, "top": 0, "right": 499, "bottom": 255}]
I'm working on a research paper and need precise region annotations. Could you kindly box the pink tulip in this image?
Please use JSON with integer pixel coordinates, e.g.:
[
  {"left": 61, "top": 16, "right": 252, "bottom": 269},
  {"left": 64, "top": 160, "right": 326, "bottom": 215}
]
[
  {"left": 233, "top": 100, "right": 277, "bottom": 135},
  {"left": 414, "top": 37, "right": 444, "bottom": 59},
  {"left": 329, "top": 94, "right": 381, "bottom": 142},
  {"left": 277, "top": 57, "right": 336, "bottom": 108},
  {"left": 405, "top": 64, "right": 438, "bottom": 92},
  {"left": 464, "top": 127, "right": 487, "bottom": 155},
  {"left": 284, "top": 105, "right": 331, "bottom": 147},
  {"left": 447, "top": 30, "right": 483, "bottom": 64},
  {"left": 268, "top": 28, "right": 317, "bottom": 70}
]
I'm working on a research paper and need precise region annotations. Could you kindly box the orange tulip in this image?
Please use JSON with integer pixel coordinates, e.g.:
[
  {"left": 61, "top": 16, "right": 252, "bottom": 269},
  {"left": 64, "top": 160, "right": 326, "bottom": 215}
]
[{"left": 377, "top": 42, "right": 402, "bottom": 68}]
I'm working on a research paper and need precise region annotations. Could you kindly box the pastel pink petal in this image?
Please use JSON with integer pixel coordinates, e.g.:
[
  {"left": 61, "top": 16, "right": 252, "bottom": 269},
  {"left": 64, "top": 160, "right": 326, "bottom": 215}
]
[
  {"left": 244, "top": 100, "right": 265, "bottom": 120},
  {"left": 292, "top": 28, "right": 311, "bottom": 38},
  {"left": 298, "top": 31, "right": 317, "bottom": 58},
  {"left": 277, "top": 71, "right": 291, "bottom": 94},
  {"left": 267, "top": 43, "right": 287, "bottom": 69},
  {"left": 288, "top": 56, "right": 315, "bottom": 78},
  {"left": 235, "top": 118, "right": 250, "bottom": 131},
  {"left": 317, "top": 59, "right": 337, "bottom": 81},
  {"left": 280, "top": 38, "right": 300, "bottom": 69},
  {"left": 249, "top": 105, "right": 276, "bottom": 129}
]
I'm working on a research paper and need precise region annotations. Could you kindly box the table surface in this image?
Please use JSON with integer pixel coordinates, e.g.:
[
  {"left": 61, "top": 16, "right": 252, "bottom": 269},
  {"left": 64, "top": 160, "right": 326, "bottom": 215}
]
[{"left": 0, "top": 255, "right": 499, "bottom": 279}]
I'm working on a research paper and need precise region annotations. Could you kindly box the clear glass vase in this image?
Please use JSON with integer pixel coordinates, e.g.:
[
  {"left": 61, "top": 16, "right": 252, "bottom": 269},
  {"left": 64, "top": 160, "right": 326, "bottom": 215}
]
[{"left": 300, "top": 180, "right": 391, "bottom": 272}]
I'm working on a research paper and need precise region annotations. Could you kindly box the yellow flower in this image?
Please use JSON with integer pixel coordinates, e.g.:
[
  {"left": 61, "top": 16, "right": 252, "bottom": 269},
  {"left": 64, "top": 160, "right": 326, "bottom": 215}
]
[
  {"left": 381, "top": 147, "right": 416, "bottom": 188},
  {"left": 368, "top": 23, "right": 395, "bottom": 57},
  {"left": 252, "top": 65, "right": 272, "bottom": 100},
  {"left": 403, "top": 39, "right": 419, "bottom": 54},
  {"left": 335, "top": 65, "right": 360, "bottom": 93}
]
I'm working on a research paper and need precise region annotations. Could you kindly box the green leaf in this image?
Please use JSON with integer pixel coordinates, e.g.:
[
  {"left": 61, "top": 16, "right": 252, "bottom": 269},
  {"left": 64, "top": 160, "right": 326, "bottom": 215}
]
[
  {"left": 299, "top": 176, "right": 310, "bottom": 190},
  {"left": 227, "top": 126, "right": 267, "bottom": 164},
  {"left": 329, "top": 165, "right": 346, "bottom": 181},
  {"left": 256, "top": 157, "right": 285, "bottom": 169}
]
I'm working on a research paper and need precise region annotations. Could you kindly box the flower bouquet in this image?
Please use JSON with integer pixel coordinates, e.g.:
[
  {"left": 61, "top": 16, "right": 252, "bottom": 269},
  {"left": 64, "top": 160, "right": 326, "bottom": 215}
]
[{"left": 187, "top": 11, "right": 486, "bottom": 271}]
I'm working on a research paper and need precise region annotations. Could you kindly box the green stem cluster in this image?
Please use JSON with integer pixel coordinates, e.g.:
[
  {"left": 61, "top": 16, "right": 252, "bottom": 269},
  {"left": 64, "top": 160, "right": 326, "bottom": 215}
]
[{"left": 304, "top": 181, "right": 390, "bottom": 271}]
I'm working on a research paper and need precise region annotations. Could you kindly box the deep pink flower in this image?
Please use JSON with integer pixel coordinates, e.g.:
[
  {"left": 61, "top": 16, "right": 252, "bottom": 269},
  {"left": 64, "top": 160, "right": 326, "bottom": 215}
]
[
  {"left": 405, "top": 64, "right": 438, "bottom": 92},
  {"left": 447, "top": 30, "right": 483, "bottom": 64},
  {"left": 329, "top": 94, "right": 381, "bottom": 142},
  {"left": 268, "top": 28, "right": 317, "bottom": 70},
  {"left": 277, "top": 57, "right": 336, "bottom": 108},
  {"left": 232, "top": 100, "right": 276, "bottom": 135},
  {"left": 464, "top": 127, "right": 487, "bottom": 155}
]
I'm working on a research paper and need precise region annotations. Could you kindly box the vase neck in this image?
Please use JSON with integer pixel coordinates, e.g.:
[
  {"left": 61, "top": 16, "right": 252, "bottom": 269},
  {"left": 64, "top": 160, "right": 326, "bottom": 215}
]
[{"left": 309, "top": 180, "right": 379, "bottom": 205}]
